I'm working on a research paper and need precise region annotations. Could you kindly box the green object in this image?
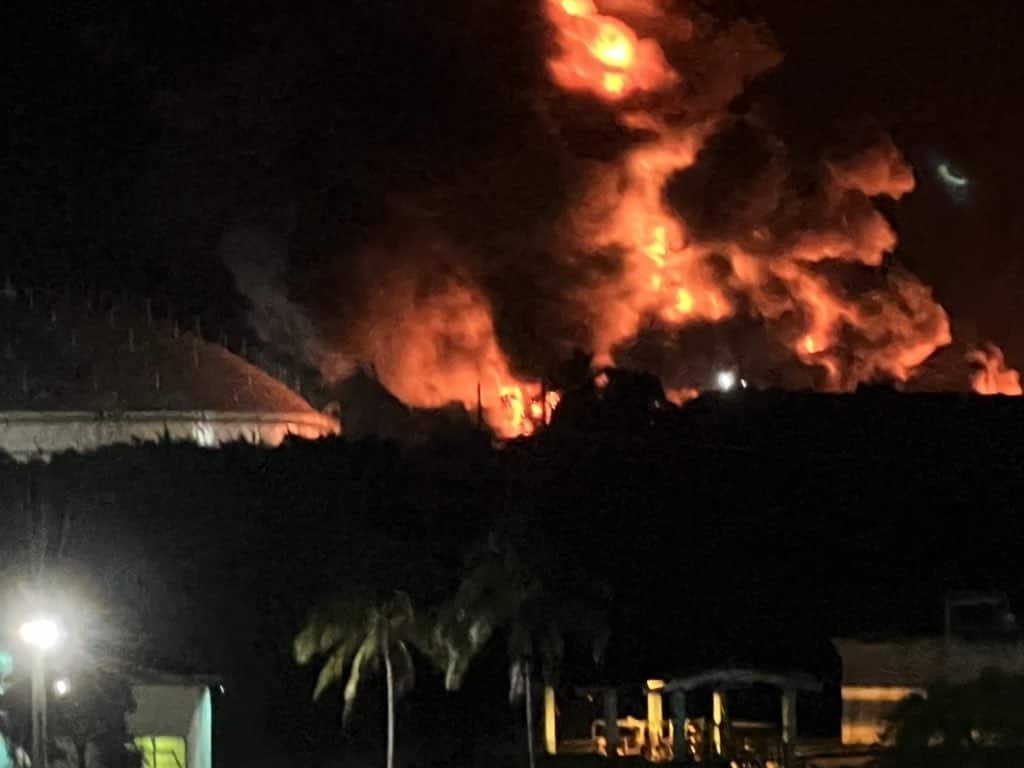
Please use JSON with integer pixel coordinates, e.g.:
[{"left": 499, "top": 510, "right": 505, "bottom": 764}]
[
  {"left": 0, "top": 651, "right": 13, "bottom": 695},
  {"left": 135, "top": 736, "right": 186, "bottom": 768}
]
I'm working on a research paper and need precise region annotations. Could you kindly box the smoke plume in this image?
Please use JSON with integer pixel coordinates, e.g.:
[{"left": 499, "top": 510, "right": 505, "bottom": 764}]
[
  {"left": 221, "top": 227, "right": 353, "bottom": 381},
  {"left": 238, "top": 0, "right": 1020, "bottom": 434}
]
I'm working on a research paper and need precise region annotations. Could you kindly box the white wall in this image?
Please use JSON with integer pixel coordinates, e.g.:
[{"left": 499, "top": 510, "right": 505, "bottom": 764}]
[
  {"left": 127, "top": 684, "right": 212, "bottom": 768},
  {"left": 0, "top": 410, "right": 339, "bottom": 461}
]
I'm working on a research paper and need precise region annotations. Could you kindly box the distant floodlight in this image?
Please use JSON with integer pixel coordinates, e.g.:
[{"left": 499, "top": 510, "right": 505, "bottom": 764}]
[
  {"left": 716, "top": 370, "right": 737, "bottom": 392},
  {"left": 19, "top": 618, "right": 60, "bottom": 652},
  {"left": 740, "top": 378, "right": 748, "bottom": 389},
  {"left": 53, "top": 678, "right": 70, "bottom": 697}
]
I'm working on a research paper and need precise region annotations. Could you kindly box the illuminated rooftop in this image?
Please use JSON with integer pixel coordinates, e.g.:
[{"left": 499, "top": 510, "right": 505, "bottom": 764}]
[{"left": 0, "top": 284, "right": 339, "bottom": 458}]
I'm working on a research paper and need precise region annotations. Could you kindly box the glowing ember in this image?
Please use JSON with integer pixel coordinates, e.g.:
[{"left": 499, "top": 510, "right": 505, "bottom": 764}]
[{"left": 968, "top": 344, "right": 1023, "bottom": 396}]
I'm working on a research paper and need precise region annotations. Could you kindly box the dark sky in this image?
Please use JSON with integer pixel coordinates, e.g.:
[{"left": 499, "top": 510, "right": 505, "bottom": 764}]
[
  {"left": 754, "top": 0, "right": 1024, "bottom": 362},
  {"left": 5, "top": 0, "right": 1022, "bottom": 368}
]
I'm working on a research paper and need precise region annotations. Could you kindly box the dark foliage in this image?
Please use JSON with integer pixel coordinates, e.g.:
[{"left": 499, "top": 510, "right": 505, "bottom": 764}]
[
  {"left": 0, "top": 384, "right": 1022, "bottom": 764},
  {"left": 51, "top": 671, "right": 139, "bottom": 768},
  {"left": 875, "top": 671, "right": 1024, "bottom": 767}
]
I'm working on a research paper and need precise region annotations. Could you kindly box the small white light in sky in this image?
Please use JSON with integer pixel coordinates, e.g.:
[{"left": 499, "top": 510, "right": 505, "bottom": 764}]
[
  {"left": 937, "top": 162, "right": 968, "bottom": 189},
  {"left": 53, "top": 678, "right": 70, "bottom": 697},
  {"left": 716, "top": 370, "right": 737, "bottom": 391}
]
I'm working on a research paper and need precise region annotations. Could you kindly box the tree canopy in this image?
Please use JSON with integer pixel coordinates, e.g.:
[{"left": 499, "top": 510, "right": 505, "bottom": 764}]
[{"left": 878, "top": 671, "right": 1024, "bottom": 767}]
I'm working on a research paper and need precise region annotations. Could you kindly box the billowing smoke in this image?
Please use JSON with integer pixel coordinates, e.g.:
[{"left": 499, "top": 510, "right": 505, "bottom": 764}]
[
  {"left": 542, "top": 0, "right": 958, "bottom": 396},
  {"left": 330, "top": 236, "right": 557, "bottom": 436},
  {"left": 969, "top": 344, "right": 1023, "bottom": 396},
  {"left": 232, "top": 0, "right": 1019, "bottom": 435},
  {"left": 220, "top": 227, "right": 353, "bottom": 381}
]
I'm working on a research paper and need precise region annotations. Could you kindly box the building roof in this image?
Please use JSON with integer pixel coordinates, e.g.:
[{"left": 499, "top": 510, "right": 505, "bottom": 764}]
[
  {"left": 0, "top": 288, "right": 317, "bottom": 414},
  {"left": 835, "top": 636, "right": 1024, "bottom": 687},
  {"left": 663, "top": 667, "right": 822, "bottom": 694},
  {"left": 835, "top": 637, "right": 945, "bottom": 688}
]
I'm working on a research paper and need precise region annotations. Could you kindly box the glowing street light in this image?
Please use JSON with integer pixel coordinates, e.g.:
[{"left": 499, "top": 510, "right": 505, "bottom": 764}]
[
  {"left": 19, "top": 616, "right": 62, "bottom": 768},
  {"left": 19, "top": 618, "right": 60, "bottom": 651},
  {"left": 53, "top": 678, "right": 70, "bottom": 697}
]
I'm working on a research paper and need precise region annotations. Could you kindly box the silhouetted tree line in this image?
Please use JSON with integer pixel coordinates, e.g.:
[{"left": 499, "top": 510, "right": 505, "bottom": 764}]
[{"left": 0, "top": 375, "right": 1023, "bottom": 766}]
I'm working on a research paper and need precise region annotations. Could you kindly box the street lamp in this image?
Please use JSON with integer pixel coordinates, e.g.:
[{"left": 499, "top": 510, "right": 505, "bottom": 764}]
[
  {"left": 19, "top": 619, "right": 60, "bottom": 652},
  {"left": 19, "top": 616, "right": 62, "bottom": 768}
]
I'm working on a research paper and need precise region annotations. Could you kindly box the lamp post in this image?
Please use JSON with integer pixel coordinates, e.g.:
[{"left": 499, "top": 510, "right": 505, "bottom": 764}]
[{"left": 19, "top": 617, "right": 60, "bottom": 768}]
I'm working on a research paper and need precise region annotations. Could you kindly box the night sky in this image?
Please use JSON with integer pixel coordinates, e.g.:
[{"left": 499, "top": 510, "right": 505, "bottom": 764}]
[
  {"left": 755, "top": 0, "right": 1024, "bottom": 362},
  {"left": 6, "top": 0, "right": 1023, "bottom": 374}
]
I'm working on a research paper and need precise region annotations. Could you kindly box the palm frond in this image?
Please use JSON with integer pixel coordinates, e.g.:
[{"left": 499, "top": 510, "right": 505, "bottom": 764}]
[
  {"left": 295, "top": 599, "right": 368, "bottom": 663},
  {"left": 437, "top": 541, "right": 612, "bottom": 702},
  {"left": 509, "top": 657, "right": 528, "bottom": 704},
  {"left": 391, "top": 641, "right": 416, "bottom": 698},
  {"left": 312, "top": 636, "right": 358, "bottom": 701},
  {"left": 294, "top": 619, "right": 324, "bottom": 665},
  {"left": 342, "top": 628, "right": 379, "bottom": 724}
]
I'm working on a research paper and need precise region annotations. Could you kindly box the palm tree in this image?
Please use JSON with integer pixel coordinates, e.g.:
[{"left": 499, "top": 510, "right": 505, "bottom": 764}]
[
  {"left": 433, "top": 549, "right": 608, "bottom": 768},
  {"left": 294, "top": 591, "right": 419, "bottom": 768}
]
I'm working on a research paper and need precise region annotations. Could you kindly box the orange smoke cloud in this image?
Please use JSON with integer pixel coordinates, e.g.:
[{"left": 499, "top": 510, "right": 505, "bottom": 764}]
[
  {"left": 547, "top": 0, "right": 970, "bottom": 392},
  {"left": 353, "top": 270, "right": 554, "bottom": 437},
  {"left": 545, "top": 0, "right": 681, "bottom": 101},
  {"left": 827, "top": 135, "right": 916, "bottom": 199},
  {"left": 968, "top": 344, "right": 1023, "bottom": 396},
  {"left": 314, "top": 0, "right": 1018, "bottom": 437}
]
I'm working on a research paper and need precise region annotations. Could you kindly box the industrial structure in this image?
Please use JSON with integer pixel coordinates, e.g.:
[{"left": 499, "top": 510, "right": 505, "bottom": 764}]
[
  {"left": 821, "top": 592, "right": 1024, "bottom": 764},
  {"left": 0, "top": 284, "right": 338, "bottom": 460}
]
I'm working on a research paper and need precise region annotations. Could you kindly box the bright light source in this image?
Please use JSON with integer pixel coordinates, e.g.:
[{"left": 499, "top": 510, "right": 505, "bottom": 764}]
[
  {"left": 53, "top": 678, "right": 70, "bottom": 697},
  {"left": 19, "top": 618, "right": 60, "bottom": 651},
  {"left": 716, "top": 370, "right": 737, "bottom": 391},
  {"left": 937, "top": 162, "right": 968, "bottom": 189},
  {"left": 740, "top": 378, "right": 748, "bottom": 389}
]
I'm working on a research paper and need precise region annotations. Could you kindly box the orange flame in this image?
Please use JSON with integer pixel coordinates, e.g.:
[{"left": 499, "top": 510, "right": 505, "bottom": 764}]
[
  {"left": 548, "top": 0, "right": 954, "bottom": 390},
  {"left": 968, "top": 344, "right": 1023, "bottom": 396},
  {"left": 356, "top": 275, "right": 559, "bottom": 437},
  {"left": 341, "top": 0, "right": 1013, "bottom": 438},
  {"left": 546, "top": 0, "right": 678, "bottom": 100},
  {"left": 665, "top": 386, "right": 699, "bottom": 406}
]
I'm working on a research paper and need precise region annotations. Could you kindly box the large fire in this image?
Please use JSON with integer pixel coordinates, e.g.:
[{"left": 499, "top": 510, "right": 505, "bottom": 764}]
[
  {"left": 351, "top": 274, "right": 557, "bottom": 437},
  {"left": 968, "top": 345, "right": 1023, "bottom": 396},
  {"left": 542, "top": 0, "right": 1017, "bottom": 396},
  {"left": 328, "top": 0, "right": 1020, "bottom": 437},
  {"left": 547, "top": 0, "right": 679, "bottom": 100}
]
